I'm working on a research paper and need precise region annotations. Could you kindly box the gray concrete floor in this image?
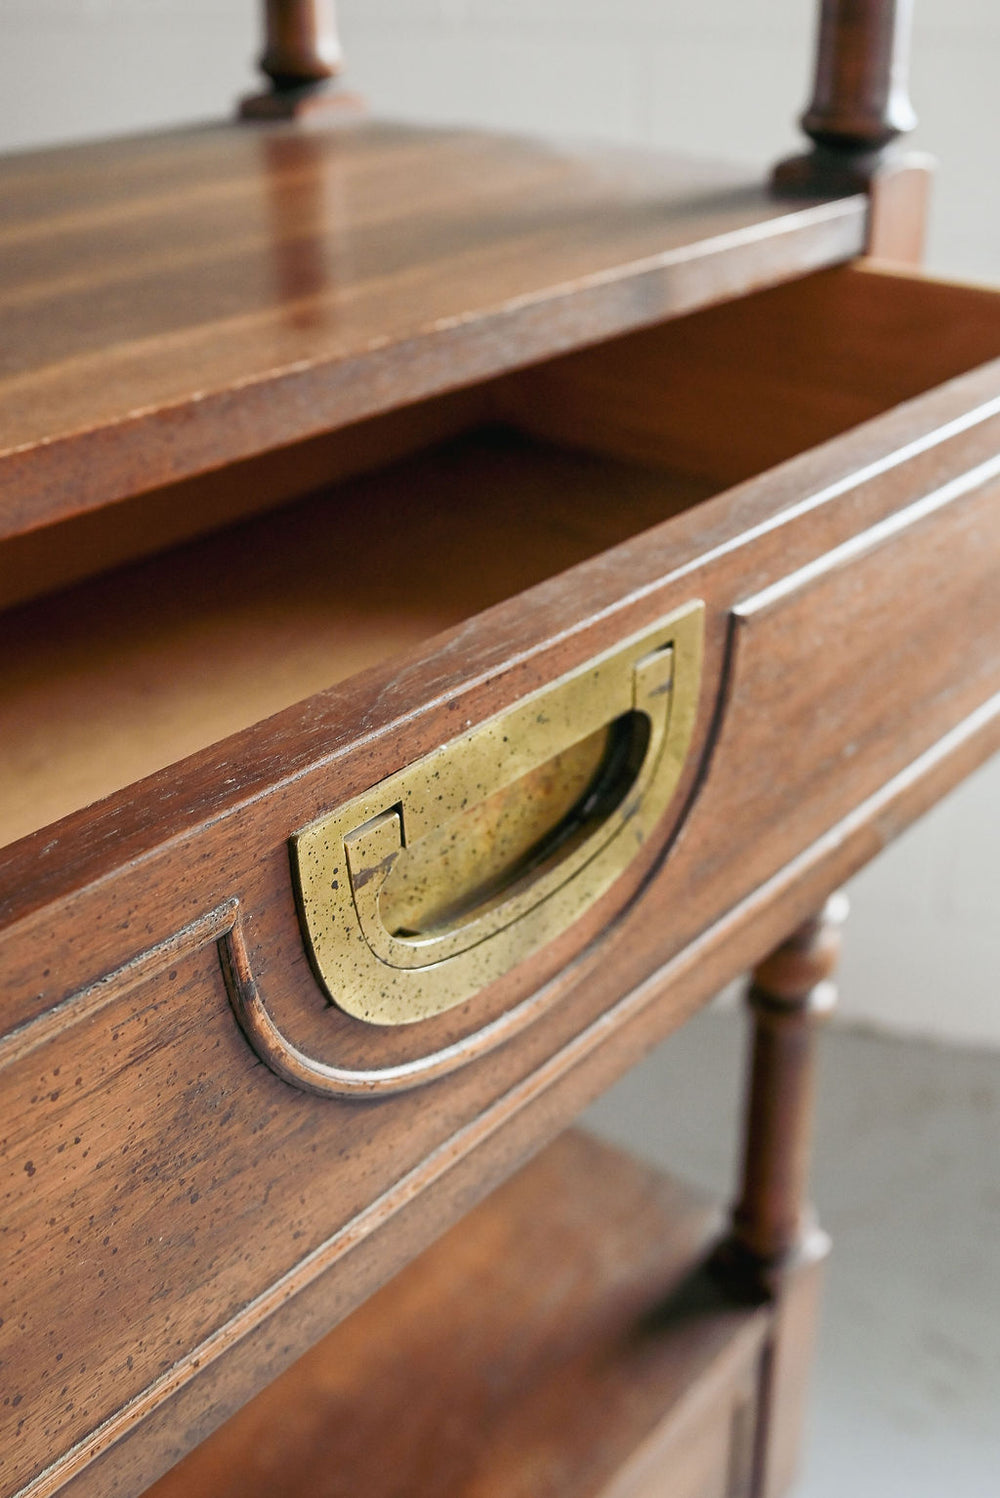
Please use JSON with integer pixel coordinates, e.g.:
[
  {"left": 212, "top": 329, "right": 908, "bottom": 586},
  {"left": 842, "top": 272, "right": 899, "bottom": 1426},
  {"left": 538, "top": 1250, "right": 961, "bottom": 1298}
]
[{"left": 584, "top": 1011, "right": 1000, "bottom": 1498}]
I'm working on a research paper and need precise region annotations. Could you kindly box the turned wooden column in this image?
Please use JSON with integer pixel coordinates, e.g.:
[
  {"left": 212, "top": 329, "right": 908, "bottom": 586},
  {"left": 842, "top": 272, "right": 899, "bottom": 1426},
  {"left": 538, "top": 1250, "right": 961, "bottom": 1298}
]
[
  {"left": 803, "top": 0, "right": 915, "bottom": 153},
  {"left": 241, "top": 1, "right": 360, "bottom": 120},
  {"left": 729, "top": 894, "right": 845, "bottom": 1271},
  {"left": 716, "top": 893, "right": 847, "bottom": 1498},
  {"left": 774, "top": 1, "right": 931, "bottom": 262}
]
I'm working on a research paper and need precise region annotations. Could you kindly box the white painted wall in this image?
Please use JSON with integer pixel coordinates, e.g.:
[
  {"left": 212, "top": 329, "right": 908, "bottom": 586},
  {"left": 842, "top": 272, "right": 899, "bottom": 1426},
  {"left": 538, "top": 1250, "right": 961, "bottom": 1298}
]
[{"left": 1, "top": 1, "right": 998, "bottom": 1046}]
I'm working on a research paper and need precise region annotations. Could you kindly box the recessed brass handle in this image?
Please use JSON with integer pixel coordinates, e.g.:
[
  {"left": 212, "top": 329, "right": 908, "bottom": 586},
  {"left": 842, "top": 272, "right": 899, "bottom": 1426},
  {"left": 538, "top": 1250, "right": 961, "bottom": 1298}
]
[{"left": 292, "top": 601, "right": 704, "bottom": 1025}]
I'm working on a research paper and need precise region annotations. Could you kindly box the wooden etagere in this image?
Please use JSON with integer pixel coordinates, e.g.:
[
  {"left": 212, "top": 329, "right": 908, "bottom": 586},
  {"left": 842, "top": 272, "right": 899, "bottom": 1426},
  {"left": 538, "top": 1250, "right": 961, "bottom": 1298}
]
[{"left": 2, "top": 5, "right": 998, "bottom": 1498}]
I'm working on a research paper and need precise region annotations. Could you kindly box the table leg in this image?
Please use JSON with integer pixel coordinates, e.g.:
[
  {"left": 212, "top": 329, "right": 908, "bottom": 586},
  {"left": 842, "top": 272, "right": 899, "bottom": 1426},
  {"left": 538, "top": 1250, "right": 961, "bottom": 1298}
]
[{"left": 716, "top": 892, "right": 848, "bottom": 1498}]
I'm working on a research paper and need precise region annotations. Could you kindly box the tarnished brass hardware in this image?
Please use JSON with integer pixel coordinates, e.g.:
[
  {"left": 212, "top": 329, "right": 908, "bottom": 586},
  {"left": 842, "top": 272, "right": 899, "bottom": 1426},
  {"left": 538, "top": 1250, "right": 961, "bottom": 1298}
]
[
  {"left": 378, "top": 722, "right": 616, "bottom": 940},
  {"left": 292, "top": 601, "right": 704, "bottom": 1025}
]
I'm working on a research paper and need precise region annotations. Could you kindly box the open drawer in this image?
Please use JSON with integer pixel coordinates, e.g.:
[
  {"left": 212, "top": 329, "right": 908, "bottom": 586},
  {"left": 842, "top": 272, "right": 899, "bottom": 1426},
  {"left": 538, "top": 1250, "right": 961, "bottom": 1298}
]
[{"left": 3, "top": 261, "right": 1000, "bottom": 1498}]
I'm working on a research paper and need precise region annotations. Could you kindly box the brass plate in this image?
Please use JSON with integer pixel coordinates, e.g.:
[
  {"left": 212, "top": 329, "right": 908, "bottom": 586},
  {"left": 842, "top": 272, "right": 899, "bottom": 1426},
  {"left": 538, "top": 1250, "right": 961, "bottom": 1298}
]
[{"left": 292, "top": 602, "right": 704, "bottom": 1025}]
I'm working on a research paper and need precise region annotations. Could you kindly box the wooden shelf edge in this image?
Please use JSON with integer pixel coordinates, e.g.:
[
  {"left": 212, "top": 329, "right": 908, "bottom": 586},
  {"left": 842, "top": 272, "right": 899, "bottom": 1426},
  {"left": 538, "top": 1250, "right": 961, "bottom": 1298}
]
[{"left": 0, "top": 119, "right": 866, "bottom": 542}]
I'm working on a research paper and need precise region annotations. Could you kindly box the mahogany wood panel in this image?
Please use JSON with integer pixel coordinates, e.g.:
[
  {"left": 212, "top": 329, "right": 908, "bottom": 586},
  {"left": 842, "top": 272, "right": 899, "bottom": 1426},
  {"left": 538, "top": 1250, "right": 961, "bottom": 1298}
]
[
  {"left": 10, "top": 255, "right": 990, "bottom": 611},
  {"left": 145, "top": 1130, "right": 769, "bottom": 1498},
  {"left": 750, "top": 1253, "right": 827, "bottom": 1498},
  {"left": 2, "top": 267, "right": 1000, "bottom": 1498},
  {"left": 0, "top": 118, "right": 867, "bottom": 540},
  {"left": 501, "top": 263, "right": 1000, "bottom": 488}
]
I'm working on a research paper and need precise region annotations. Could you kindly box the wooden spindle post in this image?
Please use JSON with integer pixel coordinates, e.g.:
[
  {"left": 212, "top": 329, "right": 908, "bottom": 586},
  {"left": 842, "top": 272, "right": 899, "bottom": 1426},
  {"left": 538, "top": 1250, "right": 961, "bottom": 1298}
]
[
  {"left": 802, "top": 0, "right": 916, "bottom": 154},
  {"left": 714, "top": 893, "right": 847, "bottom": 1498},
  {"left": 241, "top": 1, "right": 361, "bottom": 121},
  {"left": 774, "top": 1, "right": 932, "bottom": 262},
  {"left": 730, "top": 898, "right": 844, "bottom": 1269}
]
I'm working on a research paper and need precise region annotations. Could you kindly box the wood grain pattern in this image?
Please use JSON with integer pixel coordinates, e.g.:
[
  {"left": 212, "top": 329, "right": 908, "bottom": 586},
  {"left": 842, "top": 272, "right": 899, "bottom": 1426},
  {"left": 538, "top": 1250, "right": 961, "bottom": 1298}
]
[
  {"left": 144, "top": 1130, "right": 769, "bottom": 1498},
  {"left": 502, "top": 262, "right": 1000, "bottom": 487},
  {"left": 0, "top": 118, "right": 866, "bottom": 540},
  {"left": 5, "top": 698, "right": 997, "bottom": 1498},
  {"left": 0, "top": 47, "right": 991, "bottom": 1498},
  {"left": 2, "top": 263, "right": 1000, "bottom": 1498},
  {"left": 0, "top": 386, "right": 490, "bottom": 613}
]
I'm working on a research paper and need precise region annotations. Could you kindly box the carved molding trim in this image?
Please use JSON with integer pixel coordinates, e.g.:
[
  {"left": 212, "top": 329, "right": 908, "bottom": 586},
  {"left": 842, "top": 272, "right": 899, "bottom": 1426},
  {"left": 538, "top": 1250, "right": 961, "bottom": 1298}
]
[
  {"left": 736, "top": 446, "right": 1000, "bottom": 619},
  {"left": 222, "top": 910, "right": 585, "bottom": 1098},
  {"left": 0, "top": 901, "right": 239, "bottom": 1075}
]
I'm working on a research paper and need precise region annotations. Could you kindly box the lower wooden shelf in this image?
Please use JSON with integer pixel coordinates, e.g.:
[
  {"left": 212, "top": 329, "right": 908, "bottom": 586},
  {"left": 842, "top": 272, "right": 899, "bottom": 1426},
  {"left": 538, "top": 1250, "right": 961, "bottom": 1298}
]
[{"left": 146, "top": 1131, "right": 770, "bottom": 1498}]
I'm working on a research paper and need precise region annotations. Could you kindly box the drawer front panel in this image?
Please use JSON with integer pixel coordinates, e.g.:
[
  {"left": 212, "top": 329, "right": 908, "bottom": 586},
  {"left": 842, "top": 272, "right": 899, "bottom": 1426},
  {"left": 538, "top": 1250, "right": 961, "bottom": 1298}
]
[
  {"left": 707, "top": 448, "right": 1000, "bottom": 903},
  {"left": 1, "top": 919, "right": 258, "bottom": 1498},
  {"left": 2, "top": 329, "right": 1000, "bottom": 1496}
]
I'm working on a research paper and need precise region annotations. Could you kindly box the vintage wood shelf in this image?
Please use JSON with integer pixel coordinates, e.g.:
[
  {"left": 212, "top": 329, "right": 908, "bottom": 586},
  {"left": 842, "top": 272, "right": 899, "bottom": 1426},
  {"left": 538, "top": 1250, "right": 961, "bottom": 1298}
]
[
  {"left": 0, "top": 118, "right": 867, "bottom": 545},
  {"left": 2, "top": 5, "right": 998, "bottom": 1497},
  {"left": 144, "top": 1131, "right": 772, "bottom": 1498}
]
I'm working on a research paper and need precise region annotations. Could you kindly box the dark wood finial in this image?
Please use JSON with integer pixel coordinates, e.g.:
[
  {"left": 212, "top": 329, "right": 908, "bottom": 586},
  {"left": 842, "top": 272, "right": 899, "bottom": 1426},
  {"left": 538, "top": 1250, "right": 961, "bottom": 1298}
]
[
  {"left": 773, "top": 0, "right": 931, "bottom": 251},
  {"left": 801, "top": 0, "right": 916, "bottom": 154},
  {"left": 240, "top": 1, "right": 361, "bottom": 121},
  {"left": 259, "top": 0, "right": 342, "bottom": 90}
]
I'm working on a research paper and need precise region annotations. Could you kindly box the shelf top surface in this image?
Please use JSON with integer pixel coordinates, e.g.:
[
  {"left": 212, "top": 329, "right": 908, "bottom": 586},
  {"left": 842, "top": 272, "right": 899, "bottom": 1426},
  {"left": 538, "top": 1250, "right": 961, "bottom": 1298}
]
[{"left": 0, "top": 116, "right": 866, "bottom": 538}]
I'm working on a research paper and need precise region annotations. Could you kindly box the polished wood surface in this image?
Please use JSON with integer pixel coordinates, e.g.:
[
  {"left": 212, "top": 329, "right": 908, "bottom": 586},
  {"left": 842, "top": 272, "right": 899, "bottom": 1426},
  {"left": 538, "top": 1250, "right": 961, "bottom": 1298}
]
[
  {"left": 3, "top": 259, "right": 999, "bottom": 1498},
  {"left": 0, "top": 20, "right": 995, "bottom": 1493},
  {"left": 0, "top": 118, "right": 866, "bottom": 540},
  {"left": 146, "top": 1130, "right": 769, "bottom": 1498}
]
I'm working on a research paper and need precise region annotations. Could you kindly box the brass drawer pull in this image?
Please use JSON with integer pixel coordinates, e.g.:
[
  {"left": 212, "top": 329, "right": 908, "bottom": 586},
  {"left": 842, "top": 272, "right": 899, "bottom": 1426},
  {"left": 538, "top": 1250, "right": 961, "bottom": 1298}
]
[{"left": 292, "top": 602, "right": 704, "bottom": 1025}]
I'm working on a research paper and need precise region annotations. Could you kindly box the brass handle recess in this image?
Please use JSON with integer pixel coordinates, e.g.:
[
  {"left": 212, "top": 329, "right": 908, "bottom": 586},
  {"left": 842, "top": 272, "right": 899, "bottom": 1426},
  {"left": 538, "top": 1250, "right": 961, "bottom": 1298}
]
[{"left": 292, "top": 601, "right": 704, "bottom": 1026}]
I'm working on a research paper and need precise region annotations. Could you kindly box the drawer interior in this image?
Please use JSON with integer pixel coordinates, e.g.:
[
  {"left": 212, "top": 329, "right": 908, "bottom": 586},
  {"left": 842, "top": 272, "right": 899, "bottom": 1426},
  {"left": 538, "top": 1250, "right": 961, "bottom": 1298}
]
[{"left": 3, "top": 262, "right": 1000, "bottom": 853}]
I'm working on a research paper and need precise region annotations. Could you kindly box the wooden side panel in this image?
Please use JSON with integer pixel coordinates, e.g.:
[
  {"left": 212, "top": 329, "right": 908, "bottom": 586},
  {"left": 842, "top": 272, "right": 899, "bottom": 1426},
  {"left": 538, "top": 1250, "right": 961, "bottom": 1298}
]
[
  {"left": 500, "top": 263, "right": 1000, "bottom": 487},
  {"left": 754, "top": 1250, "right": 829, "bottom": 1498}
]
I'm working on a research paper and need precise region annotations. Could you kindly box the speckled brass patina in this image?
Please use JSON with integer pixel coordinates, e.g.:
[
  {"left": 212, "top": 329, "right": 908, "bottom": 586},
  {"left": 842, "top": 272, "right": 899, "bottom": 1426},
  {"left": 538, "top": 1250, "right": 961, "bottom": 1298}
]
[{"left": 292, "top": 601, "right": 704, "bottom": 1024}]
